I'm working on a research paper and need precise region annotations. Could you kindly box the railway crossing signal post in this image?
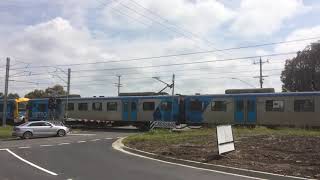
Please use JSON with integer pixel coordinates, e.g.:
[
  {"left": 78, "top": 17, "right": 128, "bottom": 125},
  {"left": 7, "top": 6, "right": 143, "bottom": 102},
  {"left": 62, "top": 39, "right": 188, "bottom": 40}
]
[{"left": 2, "top": 58, "right": 10, "bottom": 127}]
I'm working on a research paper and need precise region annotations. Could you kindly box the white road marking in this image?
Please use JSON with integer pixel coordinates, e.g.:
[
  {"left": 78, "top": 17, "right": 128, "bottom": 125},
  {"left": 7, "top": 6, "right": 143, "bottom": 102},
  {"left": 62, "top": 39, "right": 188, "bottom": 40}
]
[
  {"left": 91, "top": 139, "right": 100, "bottom": 141},
  {"left": 116, "top": 137, "right": 123, "bottom": 139},
  {"left": 18, "top": 146, "right": 31, "bottom": 149},
  {"left": 58, "top": 143, "right": 70, "bottom": 145},
  {"left": 4, "top": 149, "right": 58, "bottom": 176},
  {"left": 69, "top": 133, "right": 96, "bottom": 136},
  {"left": 77, "top": 141, "right": 86, "bottom": 143},
  {"left": 40, "top": 145, "right": 53, "bottom": 147},
  {"left": 0, "top": 148, "right": 7, "bottom": 151},
  {"left": 105, "top": 137, "right": 113, "bottom": 140}
]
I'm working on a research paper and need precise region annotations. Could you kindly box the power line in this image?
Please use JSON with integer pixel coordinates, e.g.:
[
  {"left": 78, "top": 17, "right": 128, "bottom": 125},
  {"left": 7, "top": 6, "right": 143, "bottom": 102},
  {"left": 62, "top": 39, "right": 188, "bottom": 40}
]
[
  {"left": 10, "top": 36, "right": 319, "bottom": 70},
  {"left": 69, "top": 52, "right": 295, "bottom": 72},
  {"left": 126, "top": 0, "right": 230, "bottom": 56}
]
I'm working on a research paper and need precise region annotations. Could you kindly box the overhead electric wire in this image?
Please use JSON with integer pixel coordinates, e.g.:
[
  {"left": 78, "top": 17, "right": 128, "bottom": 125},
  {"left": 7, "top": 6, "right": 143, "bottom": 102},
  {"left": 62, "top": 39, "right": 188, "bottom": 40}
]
[
  {"left": 69, "top": 52, "right": 295, "bottom": 72},
  {"left": 9, "top": 36, "right": 319, "bottom": 70},
  {"left": 68, "top": 73, "right": 282, "bottom": 87},
  {"left": 126, "top": 0, "right": 230, "bottom": 55}
]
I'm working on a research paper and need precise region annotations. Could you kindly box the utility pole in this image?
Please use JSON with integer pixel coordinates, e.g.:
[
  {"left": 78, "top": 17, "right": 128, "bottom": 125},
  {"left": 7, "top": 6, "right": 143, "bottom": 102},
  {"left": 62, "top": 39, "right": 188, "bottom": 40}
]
[
  {"left": 171, "top": 74, "right": 175, "bottom": 122},
  {"left": 254, "top": 56, "right": 268, "bottom": 88},
  {"left": 66, "top": 68, "right": 71, "bottom": 119},
  {"left": 2, "top": 58, "right": 10, "bottom": 127},
  {"left": 172, "top": 74, "right": 175, "bottom": 96},
  {"left": 116, "top": 75, "right": 122, "bottom": 96}
]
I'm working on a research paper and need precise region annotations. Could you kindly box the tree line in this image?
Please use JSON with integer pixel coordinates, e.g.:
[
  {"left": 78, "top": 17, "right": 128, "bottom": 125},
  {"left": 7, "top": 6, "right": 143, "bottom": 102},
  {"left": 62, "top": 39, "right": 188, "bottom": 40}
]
[
  {"left": 281, "top": 41, "right": 320, "bottom": 91},
  {"left": 0, "top": 84, "right": 71, "bottom": 99}
]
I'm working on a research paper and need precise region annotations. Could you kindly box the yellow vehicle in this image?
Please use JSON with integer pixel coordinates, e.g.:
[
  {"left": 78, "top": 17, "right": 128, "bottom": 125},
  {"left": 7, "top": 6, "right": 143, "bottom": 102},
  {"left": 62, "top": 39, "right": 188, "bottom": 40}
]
[{"left": 13, "top": 98, "right": 30, "bottom": 124}]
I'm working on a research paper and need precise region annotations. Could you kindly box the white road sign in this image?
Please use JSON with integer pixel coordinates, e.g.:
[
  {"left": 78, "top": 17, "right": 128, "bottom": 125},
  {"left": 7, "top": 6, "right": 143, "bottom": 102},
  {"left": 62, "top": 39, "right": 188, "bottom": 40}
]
[{"left": 216, "top": 125, "right": 235, "bottom": 155}]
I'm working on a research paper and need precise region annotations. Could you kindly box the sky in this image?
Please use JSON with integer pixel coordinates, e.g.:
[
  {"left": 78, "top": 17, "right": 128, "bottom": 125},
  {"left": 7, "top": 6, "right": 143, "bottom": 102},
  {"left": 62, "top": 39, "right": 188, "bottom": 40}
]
[{"left": 0, "top": 0, "right": 320, "bottom": 97}]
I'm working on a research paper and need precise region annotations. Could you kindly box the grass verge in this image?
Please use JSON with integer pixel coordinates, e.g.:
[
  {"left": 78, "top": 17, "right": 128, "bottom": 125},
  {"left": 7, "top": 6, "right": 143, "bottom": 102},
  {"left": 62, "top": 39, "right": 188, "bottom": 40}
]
[
  {"left": 0, "top": 125, "right": 13, "bottom": 139},
  {"left": 123, "top": 126, "right": 320, "bottom": 145}
]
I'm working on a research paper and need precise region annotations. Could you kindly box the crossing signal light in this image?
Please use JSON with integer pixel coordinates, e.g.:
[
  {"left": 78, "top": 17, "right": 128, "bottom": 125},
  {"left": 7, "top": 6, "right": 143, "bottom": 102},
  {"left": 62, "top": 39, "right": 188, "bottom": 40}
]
[{"left": 48, "top": 97, "right": 56, "bottom": 109}]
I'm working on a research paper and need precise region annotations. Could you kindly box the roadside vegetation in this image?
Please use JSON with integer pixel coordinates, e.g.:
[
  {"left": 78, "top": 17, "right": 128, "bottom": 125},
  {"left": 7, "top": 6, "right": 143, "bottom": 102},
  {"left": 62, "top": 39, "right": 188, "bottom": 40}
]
[
  {"left": 0, "top": 125, "right": 13, "bottom": 139},
  {"left": 124, "top": 126, "right": 320, "bottom": 145},
  {"left": 124, "top": 126, "right": 320, "bottom": 178}
]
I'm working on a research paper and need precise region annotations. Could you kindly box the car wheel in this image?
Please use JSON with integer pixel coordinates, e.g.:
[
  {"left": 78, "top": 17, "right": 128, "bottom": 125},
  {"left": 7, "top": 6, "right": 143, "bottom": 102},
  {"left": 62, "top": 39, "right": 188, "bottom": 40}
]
[
  {"left": 57, "top": 129, "right": 66, "bottom": 137},
  {"left": 23, "top": 131, "right": 32, "bottom": 139}
]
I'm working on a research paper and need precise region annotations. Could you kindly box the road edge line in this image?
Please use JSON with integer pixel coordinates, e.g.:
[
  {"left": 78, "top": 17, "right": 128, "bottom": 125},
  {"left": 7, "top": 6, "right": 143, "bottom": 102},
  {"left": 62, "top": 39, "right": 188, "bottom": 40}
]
[
  {"left": 112, "top": 138, "right": 265, "bottom": 180},
  {"left": 113, "top": 138, "right": 309, "bottom": 180},
  {"left": 5, "top": 149, "right": 58, "bottom": 176},
  {"left": 125, "top": 145, "right": 308, "bottom": 180}
]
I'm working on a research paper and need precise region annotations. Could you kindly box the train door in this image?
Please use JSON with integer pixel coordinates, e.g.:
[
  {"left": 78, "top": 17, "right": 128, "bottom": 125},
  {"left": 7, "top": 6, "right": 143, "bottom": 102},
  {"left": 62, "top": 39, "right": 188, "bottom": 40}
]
[
  {"left": 179, "top": 97, "right": 186, "bottom": 124},
  {"left": 234, "top": 97, "right": 257, "bottom": 124},
  {"left": 122, "top": 100, "right": 137, "bottom": 121}
]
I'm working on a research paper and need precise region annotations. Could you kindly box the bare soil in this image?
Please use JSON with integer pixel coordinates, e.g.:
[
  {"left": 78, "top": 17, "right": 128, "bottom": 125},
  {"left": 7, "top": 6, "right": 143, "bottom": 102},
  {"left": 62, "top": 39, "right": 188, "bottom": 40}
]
[{"left": 126, "top": 132, "right": 320, "bottom": 179}]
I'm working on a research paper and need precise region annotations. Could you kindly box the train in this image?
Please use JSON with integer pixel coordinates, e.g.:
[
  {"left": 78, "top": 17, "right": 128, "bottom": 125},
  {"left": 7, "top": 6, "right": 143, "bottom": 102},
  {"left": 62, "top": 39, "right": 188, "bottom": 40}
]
[
  {"left": 0, "top": 98, "right": 29, "bottom": 125},
  {"left": 17, "top": 90, "right": 320, "bottom": 129}
]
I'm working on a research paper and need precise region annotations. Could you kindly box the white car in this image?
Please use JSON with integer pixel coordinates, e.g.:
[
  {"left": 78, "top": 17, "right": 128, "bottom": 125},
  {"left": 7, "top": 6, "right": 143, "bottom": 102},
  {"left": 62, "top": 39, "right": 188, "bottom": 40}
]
[{"left": 12, "top": 121, "right": 70, "bottom": 139}]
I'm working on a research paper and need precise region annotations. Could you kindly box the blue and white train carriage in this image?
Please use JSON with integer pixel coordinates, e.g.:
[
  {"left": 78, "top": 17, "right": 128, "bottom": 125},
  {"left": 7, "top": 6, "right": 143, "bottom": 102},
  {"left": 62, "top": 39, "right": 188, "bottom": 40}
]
[
  {"left": 62, "top": 95, "right": 180, "bottom": 128},
  {"left": 25, "top": 91, "right": 320, "bottom": 128},
  {"left": 184, "top": 92, "right": 320, "bottom": 127}
]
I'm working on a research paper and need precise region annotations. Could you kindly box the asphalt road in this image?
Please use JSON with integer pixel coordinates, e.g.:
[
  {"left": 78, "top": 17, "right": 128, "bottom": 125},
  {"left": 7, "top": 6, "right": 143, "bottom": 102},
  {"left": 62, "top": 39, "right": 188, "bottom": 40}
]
[{"left": 0, "top": 129, "right": 251, "bottom": 180}]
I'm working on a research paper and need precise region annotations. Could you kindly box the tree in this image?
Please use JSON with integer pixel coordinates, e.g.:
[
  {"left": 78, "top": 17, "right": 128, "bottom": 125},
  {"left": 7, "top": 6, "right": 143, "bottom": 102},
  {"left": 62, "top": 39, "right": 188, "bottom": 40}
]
[
  {"left": 45, "top": 84, "right": 67, "bottom": 96},
  {"left": 8, "top": 93, "right": 20, "bottom": 99},
  {"left": 281, "top": 42, "right": 320, "bottom": 92},
  {"left": 24, "top": 84, "right": 68, "bottom": 98},
  {"left": 24, "top": 89, "right": 47, "bottom": 99},
  {"left": 0, "top": 92, "right": 19, "bottom": 99}
]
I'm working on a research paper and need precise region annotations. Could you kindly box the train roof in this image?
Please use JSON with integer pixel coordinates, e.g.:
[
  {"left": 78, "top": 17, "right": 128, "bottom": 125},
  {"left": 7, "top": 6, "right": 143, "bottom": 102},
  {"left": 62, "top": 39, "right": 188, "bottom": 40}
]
[
  {"left": 28, "top": 95, "right": 179, "bottom": 101},
  {"left": 25, "top": 91, "right": 320, "bottom": 102},
  {"left": 188, "top": 91, "right": 320, "bottom": 98}
]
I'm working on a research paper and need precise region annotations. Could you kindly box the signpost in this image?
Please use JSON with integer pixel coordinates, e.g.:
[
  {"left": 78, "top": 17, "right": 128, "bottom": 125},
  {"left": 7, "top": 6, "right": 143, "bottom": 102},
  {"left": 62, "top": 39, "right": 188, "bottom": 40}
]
[{"left": 216, "top": 125, "right": 235, "bottom": 155}]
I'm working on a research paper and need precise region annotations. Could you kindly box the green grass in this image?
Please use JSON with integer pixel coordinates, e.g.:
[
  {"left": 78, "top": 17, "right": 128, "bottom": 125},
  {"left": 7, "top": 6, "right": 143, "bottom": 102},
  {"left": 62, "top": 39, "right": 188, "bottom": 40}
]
[
  {"left": 0, "top": 125, "right": 13, "bottom": 139},
  {"left": 124, "top": 127, "right": 320, "bottom": 145},
  {"left": 123, "top": 128, "right": 214, "bottom": 145}
]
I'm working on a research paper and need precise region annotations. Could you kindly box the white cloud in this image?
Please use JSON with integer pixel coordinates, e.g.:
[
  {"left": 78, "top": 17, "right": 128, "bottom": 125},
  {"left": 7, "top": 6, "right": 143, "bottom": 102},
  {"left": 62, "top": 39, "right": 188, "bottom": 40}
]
[
  {"left": 100, "top": 0, "right": 235, "bottom": 35},
  {"left": 231, "top": 0, "right": 309, "bottom": 37},
  {"left": 275, "top": 25, "right": 320, "bottom": 53}
]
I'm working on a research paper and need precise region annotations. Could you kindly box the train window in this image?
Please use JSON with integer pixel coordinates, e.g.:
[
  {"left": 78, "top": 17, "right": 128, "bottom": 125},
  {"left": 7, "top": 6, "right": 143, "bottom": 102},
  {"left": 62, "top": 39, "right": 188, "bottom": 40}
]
[
  {"left": 107, "top": 102, "right": 117, "bottom": 111},
  {"left": 189, "top": 100, "right": 202, "bottom": 111},
  {"left": 38, "top": 104, "right": 46, "bottom": 112},
  {"left": 123, "top": 102, "right": 128, "bottom": 112},
  {"left": 211, "top": 101, "right": 226, "bottom": 111},
  {"left": 92, "top": 102, "right": 102, "bottom": 111},
  {"left": 236, "top": 100, "right": 244, "bottom": 111},
  {"left": 161, "top": 101, "right": 172, "bottom": 111},
  {"left": 131, "top": 102, "right": 137, "bottom": 111},
  {"left": 265, "top": 100, "right": 284, "bottom": 112},
  {"left": 143, "top": 102, "right": 155, "bottom": 111},
  {"left": 78, "top": 103, "right": 88, "bottom": 111},
  {"left": 294, "top": 99, "right": 314, "bottom": 112},
  {"left": 67, "top": 103, "right": 74, "bottom": 111},
  {"left": 247, "top": 100, "right": 255, "bottom": 112}
]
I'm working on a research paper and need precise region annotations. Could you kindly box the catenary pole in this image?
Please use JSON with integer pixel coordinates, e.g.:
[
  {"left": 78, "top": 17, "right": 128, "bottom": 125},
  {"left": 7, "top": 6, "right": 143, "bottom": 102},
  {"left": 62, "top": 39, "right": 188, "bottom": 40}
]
[
  {"left": 66, "top": 68, "right": 71, "bottom": 119},
  {"left": 2, "top": 58, "right": 10, "bottom": 127}
]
